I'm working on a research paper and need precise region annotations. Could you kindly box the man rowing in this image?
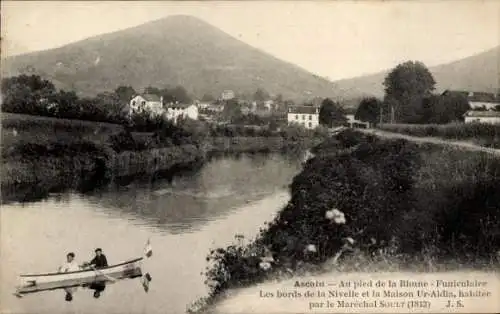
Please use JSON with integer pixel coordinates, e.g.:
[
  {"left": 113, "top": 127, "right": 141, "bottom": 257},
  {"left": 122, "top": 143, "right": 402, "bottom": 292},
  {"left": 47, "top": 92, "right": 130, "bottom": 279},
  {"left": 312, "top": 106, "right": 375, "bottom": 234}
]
[
  {"left": 87, "top": 248, "right": 108, "bottom": 298},
  {"left": 89, "top": 248, "right": 108, "bottom": 269}
]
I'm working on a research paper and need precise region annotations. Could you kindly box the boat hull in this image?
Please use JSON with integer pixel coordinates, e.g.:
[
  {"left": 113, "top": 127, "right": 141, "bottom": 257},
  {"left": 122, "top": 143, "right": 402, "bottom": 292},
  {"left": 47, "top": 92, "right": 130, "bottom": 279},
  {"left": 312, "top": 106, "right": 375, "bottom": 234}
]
[{"left": 16, "top": 257, "right": 143, "bottom": 294}]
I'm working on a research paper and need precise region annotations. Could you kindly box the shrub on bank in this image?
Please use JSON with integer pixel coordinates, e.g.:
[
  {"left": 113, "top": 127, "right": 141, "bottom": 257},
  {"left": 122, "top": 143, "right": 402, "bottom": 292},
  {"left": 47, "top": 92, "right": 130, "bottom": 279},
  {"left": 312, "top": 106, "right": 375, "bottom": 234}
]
[{"left": 197, "top": 129, "right": 500, "bottom": 306}]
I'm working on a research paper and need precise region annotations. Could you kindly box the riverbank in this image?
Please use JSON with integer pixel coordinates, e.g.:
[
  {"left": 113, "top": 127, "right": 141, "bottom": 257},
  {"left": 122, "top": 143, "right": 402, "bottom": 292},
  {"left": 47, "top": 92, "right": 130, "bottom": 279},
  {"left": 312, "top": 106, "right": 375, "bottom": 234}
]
[
  {"left": 189, "top": 128, "right": 500, "bottom": 313},
  {"left": 1, "top": 135, "right": 318, "bottom": 204}
]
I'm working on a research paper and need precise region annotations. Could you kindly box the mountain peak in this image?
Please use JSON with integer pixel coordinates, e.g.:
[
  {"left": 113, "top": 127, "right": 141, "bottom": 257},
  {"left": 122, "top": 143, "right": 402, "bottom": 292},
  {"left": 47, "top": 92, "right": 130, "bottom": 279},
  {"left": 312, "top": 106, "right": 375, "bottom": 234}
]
[{"left": 1, "top": 16, "right": 337, "bottom": 100}]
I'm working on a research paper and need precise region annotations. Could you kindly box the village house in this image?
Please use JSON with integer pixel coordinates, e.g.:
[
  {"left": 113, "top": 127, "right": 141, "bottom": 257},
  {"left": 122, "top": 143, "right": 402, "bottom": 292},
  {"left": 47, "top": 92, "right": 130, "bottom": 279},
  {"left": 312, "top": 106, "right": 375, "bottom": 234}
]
[
  {"left": 442, "top": 90, "right": 500, "bottom": 110},
  {"left": 287, "top": 105, "right": 320, "bottom": 129},
  {"left": 129, "top": 94, "right": 164, "bottom": 117},
  {"left": 463, "top": 110, "right": 500, "bottom": 124},
  {"left": 165, "top": 103, "right": 199, "bottom": 123},
  {"left": 344, "top": 108, "right": 371, "bottom": 128},
  {"left": 220, "top": 90, "right": 235, "bottom": 101}
]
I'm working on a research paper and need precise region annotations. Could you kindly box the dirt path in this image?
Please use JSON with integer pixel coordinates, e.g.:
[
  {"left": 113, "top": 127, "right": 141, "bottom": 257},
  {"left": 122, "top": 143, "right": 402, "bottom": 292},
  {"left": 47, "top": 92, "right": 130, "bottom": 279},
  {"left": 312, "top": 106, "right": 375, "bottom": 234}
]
[{"left": 359, "top": 129, "right": 500, "bottom": 156}]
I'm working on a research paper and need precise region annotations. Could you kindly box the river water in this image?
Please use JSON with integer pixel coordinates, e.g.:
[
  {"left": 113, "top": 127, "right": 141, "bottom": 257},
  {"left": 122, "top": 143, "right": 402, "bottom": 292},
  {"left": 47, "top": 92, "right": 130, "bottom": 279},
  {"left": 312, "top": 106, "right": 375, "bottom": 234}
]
[{"left": 0, "top": 153, "right": 302, "bottom": 314}]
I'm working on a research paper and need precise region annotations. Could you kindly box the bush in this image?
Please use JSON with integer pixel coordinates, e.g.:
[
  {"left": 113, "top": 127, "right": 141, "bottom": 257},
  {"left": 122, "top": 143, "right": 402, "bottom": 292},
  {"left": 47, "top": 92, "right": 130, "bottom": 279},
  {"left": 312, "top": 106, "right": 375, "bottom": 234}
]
[
  {"left": 108, "top": 131, "right": 140, "bottom": 152},
  {"left": 202, "top": 129, "right": 500, "bottom": 302}
]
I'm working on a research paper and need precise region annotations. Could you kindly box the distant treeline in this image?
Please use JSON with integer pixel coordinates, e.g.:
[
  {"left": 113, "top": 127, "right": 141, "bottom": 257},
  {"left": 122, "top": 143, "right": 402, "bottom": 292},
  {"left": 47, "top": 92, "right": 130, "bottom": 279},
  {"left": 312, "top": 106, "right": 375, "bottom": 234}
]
[{"left": 1, "top": 74, "right": 193, "bottom": 125}]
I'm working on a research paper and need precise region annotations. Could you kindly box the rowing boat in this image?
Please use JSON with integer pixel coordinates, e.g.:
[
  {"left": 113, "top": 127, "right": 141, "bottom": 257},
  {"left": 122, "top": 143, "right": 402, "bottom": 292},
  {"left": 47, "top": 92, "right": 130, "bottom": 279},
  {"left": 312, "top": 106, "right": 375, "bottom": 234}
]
[{"left": 15, "top": 257, "right": 143, "bottom": 295}]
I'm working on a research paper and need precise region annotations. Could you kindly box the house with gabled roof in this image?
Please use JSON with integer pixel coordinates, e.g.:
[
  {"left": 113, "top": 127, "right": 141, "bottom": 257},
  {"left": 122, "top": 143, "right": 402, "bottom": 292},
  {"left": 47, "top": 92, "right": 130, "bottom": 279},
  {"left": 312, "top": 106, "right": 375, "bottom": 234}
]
[
  {"left": 165, "top": 102, "right": 199, "bottom": 122},
  {"left": 344, "top": 107, "right": 370, "bottom": 128},
  {"left": 287, "top": 105, "right": 320, "bottom": 129},
  {"left": 129, "top": 94, "right": 164, "bottom": 117},
  {"left": 442, "top": 90, "right": 500, "bottom": 110}
]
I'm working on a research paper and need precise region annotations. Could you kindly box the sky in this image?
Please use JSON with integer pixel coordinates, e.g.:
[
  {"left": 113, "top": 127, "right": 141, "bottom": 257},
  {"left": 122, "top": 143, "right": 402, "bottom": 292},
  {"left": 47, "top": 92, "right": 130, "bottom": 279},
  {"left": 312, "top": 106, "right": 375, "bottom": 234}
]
[{"left": 1, "top": 1, "right": 499, "bottom": 81}]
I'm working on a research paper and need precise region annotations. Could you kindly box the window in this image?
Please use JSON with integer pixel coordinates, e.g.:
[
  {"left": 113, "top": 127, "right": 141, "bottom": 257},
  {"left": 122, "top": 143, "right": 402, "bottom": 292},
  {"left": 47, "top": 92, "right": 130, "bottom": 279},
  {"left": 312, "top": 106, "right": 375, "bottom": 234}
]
[
  {"left": 141, "top": 101, "right": 146, "bottom": 106},
  {"left": 309, "top": 122, "right": 312, "bottom": 128},
  {"left": 295, "top": 114, "right": 299, "bottom": 120},
  {"left": 309, "top": 115, "right": 312, "bottom": 120},
  {"left": 302, "top": 115, "right": 305, "bottom": 120},
  {"left": 132, "top": 101, "right": 136, "bottom": 106}
]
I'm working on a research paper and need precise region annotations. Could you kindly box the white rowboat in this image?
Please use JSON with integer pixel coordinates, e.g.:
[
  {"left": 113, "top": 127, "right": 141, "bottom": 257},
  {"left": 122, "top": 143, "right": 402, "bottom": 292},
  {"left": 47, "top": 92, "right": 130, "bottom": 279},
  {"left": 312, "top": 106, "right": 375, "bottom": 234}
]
[{"left": 15, "top": 257, "right": 143, "bottom": 295}]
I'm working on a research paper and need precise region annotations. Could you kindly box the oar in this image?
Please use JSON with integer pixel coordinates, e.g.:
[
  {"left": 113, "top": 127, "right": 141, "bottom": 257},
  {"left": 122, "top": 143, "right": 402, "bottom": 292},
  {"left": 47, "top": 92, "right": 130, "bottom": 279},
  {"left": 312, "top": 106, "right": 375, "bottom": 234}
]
[
  {"left": 13, "top": 291, "right": 23, "bottom": 298},
  {"left": 89, "top": 265, "right": 116, "bottom": 283}
]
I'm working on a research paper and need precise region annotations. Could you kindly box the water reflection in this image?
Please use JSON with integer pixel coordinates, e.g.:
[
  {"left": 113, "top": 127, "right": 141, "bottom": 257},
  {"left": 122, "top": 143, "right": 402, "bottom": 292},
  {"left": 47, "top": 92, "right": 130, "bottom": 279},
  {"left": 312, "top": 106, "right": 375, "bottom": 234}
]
[
  {"left": 82, "top": 154, "right": 301, "bottom": 234},
  {"left": 1, "top": 153, "right": 301, "bottom": 314}
]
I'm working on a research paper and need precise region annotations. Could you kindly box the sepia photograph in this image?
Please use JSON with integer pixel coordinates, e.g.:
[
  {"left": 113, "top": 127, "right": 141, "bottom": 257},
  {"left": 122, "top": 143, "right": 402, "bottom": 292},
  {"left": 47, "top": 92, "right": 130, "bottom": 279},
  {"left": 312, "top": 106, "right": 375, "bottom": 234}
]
[{"left": 1, "top": 1, "right": 499, "bottom": 313}]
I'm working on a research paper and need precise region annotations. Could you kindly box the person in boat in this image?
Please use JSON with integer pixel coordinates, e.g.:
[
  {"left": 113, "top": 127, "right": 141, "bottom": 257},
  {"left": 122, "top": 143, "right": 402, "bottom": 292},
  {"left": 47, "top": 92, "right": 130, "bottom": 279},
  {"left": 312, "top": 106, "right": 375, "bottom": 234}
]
[
  {"left": 59, "top": 252, "right": 80, "bottom": 272},
  {"left": 89, "top": 248, "right": 108, "bottom": 269},
  {"left": 88, "top": 248, "right": 108, "bottom": 299},
  {"left": 58, "top": 252, "right": 80, "bottom": 302}
]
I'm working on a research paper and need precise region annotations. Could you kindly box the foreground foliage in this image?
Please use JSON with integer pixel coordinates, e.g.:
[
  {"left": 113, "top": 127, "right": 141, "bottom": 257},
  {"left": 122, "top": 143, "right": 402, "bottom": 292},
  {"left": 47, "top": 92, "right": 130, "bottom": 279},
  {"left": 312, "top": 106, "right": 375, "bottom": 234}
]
[{"left": 191, "top": 129, "right": 500, "bottom": 312}]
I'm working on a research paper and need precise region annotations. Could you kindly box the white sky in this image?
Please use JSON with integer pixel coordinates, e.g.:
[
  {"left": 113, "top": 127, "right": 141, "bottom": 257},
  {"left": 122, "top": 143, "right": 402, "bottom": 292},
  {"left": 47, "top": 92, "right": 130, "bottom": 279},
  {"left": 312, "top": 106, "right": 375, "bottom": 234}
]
[{"left": 1, "top": 1, "right": 499, "bottom": 81}]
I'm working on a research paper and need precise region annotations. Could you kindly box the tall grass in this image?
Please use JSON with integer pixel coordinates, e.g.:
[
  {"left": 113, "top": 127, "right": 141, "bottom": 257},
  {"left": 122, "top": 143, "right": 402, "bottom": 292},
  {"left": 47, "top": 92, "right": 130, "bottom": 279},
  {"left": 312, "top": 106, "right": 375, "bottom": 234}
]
[
  {"left": 1, "top": 112, "right": 124, "bottom": 149},
  {"left": 378, "top": 122, "right": 500, "bottom": 148}
]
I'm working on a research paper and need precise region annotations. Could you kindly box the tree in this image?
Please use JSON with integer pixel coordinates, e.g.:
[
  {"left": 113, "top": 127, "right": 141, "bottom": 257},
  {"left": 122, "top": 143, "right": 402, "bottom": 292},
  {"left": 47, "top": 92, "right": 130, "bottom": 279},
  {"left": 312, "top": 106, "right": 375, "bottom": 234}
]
[
  {"left": 383, "top": 61, "right": 436, "bottom": 123},
  {"left": 221, "top": 98, "right": 242, "bottom": 121},
  {"left": 355, "top": 97, "right": 382, "bottom": 126},
  {"left": 319, "top": 98, "right": 346, "bottom": 127},
  {"left": 201, "top": 93, "right": 215, "bottom": 102},
  {"left": 437, "top": 92, "right": 470, "bottom": 123},
  {"left": 143, "top": 86, "right": 161, "bottom": 95},
  {"left": 1, "top": 74, "right": 57, "bottom": 114},
  {"left": 170, "top": 86, "right": 192, "bottom": 104},
  {"left": 114, "top": 86, "right": 136, "bottom": 105},
  {"left": 253, "top": 88, "right": 270, "bottom": 102},
  {"left": 418, "top": 93, "right": 470, "bottom": 124},
  {"left": 53, "top": 90, "right": 79, "bottom": 118}
]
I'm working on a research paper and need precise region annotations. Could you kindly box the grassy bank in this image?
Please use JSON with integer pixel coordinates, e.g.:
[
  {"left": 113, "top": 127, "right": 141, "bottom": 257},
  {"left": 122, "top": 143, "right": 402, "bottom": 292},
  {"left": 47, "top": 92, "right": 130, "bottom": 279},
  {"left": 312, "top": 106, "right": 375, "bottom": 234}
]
[
  {"left": 1, "top": 112, "right": 124, "bottom": 149},
  {"left": 377, "top": 122, "right": 500, "bottom": 148},
  {"left": 189, "top": 129, "right": 500, "bottom": 312}
]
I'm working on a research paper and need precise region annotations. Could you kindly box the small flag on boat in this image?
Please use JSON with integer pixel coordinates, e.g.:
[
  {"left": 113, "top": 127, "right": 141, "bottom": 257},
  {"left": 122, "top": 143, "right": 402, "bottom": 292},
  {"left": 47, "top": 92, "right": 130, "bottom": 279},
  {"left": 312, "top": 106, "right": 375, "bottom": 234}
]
[{"left": 144, "top": 239, "right": 153, "bottom": 258}]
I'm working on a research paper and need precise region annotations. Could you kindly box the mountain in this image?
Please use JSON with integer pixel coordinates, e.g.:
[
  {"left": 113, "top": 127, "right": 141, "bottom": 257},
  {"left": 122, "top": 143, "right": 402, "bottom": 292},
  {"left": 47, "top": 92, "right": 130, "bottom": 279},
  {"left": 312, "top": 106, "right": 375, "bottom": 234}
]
[
  {"left": 2, "top": 15, "right": 498, "bottom": 103},
  {"left": 1, "top": 15, "right": 345, "bottom": 101},
  {"left": 331, "top": 46, "right": 500, "bottom": 97}
]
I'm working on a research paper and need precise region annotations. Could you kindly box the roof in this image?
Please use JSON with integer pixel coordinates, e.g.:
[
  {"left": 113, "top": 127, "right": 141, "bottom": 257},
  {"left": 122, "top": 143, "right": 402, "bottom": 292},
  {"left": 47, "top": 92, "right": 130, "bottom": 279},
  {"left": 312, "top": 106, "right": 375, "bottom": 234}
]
[
  {"left": 288, "top": 105, "right": 318, "bottom": 114},
  {"left": 464, "top": 110, "right": 500, "bottom": 118},
  {"left": 166, "top": 103, "right": 194, "bottom": 109},
  {"left": 138, "top": 94, "right": 161, "bottom": 102},
  {"left": 442, "top": 90, "right": 500, "bottom": 104}
]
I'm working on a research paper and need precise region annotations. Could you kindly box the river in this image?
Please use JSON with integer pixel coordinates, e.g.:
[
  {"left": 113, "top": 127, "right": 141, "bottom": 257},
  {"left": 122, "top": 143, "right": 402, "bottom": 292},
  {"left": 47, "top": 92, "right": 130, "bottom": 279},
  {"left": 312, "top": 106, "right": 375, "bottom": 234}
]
[{"left": 0, "top": 153, "right": 302, "bottom": 314}]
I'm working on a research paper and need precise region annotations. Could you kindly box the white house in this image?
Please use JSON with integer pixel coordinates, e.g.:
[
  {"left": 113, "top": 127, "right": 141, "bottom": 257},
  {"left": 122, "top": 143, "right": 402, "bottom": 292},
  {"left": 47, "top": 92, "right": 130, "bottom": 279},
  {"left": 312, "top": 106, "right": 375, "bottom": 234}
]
[
  {"left": 287, "top": 106, "right": 319, "bottom": 129},
  {"left": 345, "top": 114, "right": 370, "bottom": 128},
  {"left": 463, "top": 110, "right": 500, "bottom": 124},
  {"left": 129, "top": 94, "right": 164, "bottom": 117},
  {"left": 165, "top": 103, "right": 199, "bottom": 123},
  {"left": 221, "top": 90, "right": 235, "bottom": 101}
]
